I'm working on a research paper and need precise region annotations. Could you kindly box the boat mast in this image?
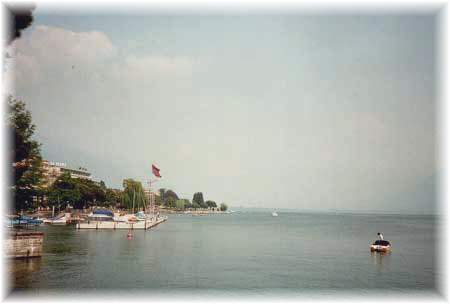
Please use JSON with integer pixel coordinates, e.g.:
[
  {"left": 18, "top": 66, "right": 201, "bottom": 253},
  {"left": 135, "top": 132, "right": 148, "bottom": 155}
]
[
  {"left": 147, "top": 179, "right": 157, "bottom": 220},
  {"left": 132, "top": 189, "right": 136, "bottom": 214},
  {"left": 148, "top": 180, "right": 153, "bottom": 219}
]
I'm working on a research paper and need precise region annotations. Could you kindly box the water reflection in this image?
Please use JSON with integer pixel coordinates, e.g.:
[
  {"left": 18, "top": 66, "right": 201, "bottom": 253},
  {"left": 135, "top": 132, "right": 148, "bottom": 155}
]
[
  {"left": 371, "top": 251, "right": 391, "bottom": 271},
  {"left": 13, "top": 258, "right": 42, "bottom": 273},
  {"left": 120, "top": 232, "right": 138, "bottom": 257},
  {"left": 44, "top": 224, "right": 78, "bottom": 255},
  {"left": 11, "top": 258, "right": 42, "bottom": 288}
]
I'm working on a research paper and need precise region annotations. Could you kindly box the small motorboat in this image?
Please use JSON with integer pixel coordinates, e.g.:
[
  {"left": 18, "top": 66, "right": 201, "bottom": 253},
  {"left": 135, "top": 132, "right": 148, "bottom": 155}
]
[
  {"left": 370, "top": 240, "right": 392, "bottom": 252},
  {"left": 48, "top": 213, "right": 69, "bottom": 225},
  {"left": 272, "top": 212, "right": 278, "bottom": 217},
  {"left": 20, "top": 215, "right": 44, "bottom": 225}
]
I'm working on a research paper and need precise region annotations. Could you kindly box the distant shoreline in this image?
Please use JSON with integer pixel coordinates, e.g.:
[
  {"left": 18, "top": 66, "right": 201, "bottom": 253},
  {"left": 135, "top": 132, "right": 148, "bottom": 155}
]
[
  {"left": 160, "top": 209, "right": 228, "bottom": 215},
  {"left": 230, "top": 207, "right": 436, "bottom": 217}
]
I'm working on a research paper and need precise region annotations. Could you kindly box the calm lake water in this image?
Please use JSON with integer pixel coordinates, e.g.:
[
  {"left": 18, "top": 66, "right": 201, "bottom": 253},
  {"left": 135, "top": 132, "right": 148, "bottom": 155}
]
[{"left": 10, "top": 211, "right": 438, "bottom": 294}]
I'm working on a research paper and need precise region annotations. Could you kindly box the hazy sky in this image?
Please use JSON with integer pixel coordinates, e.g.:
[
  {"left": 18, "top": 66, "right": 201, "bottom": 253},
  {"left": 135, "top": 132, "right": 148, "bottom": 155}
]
[{"left": 6, "top": 12, "right": 436, "bottom": 213}]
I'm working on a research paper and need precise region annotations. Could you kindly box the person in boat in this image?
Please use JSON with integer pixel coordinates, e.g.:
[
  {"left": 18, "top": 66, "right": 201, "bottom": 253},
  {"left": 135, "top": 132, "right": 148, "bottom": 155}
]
[{"left": 377, "top": 232, "right": 384, "bottom": 240}]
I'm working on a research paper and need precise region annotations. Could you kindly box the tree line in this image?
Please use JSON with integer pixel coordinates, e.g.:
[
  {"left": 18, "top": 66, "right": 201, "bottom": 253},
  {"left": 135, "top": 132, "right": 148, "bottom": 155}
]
[
  {"left": 7, "top": 96, "right": 228, "bottom": 213},
  {"left": 156, "top": 189, "right": 228, "bottom": 211}
]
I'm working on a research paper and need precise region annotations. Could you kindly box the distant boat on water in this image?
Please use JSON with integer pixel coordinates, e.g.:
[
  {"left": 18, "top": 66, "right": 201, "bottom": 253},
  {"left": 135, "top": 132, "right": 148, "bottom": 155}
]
[
  {"left": 272, "top": 212, "right": 278, "bottom": 217},
  {"left": 370, "top": 233, "right": 392, "bottom": 252},
  {"left": 370, "top": 240, "right": 392, "bottom": 252}
]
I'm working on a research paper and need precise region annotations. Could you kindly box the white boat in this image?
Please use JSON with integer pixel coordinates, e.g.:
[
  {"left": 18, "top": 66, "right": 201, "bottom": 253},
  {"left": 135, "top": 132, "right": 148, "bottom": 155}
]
[
  {"left": 51, "top": 216, "right": 68, "bottom": 225},
  {"left": 115, "top": 213, "right": 147, "bottom": 223},
  {"left": 47, "top": 212, "right": 71, "bottom": 225},
  {"left": 87, "top": 210, "right": 153, "bottom": 224},
  {"left": 87, "top": 210, "right": 115, "bottom": 222},
  {"left": 272, "top": 212, "right": 278, "bottom": 217}
]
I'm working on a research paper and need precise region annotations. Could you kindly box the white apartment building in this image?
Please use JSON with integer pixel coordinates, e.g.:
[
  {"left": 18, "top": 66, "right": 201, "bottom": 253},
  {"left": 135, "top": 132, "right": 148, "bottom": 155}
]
[{"left": 42, "top": 160, "right": 92, "bottom": 187}]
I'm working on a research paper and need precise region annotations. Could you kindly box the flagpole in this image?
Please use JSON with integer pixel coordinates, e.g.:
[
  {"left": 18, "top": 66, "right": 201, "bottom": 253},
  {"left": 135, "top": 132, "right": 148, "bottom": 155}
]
[
  {"left": 148, "top": 178, "right": 158, "bottom": 221},
  {"left": 149, "top": 180, "right": 153, "bottom": 220}
]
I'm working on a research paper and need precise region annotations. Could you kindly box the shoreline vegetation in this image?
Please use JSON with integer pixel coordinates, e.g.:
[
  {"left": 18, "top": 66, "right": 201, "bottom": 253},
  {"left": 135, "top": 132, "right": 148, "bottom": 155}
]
[
  {"left": 160, "top": 208, "right": 229, "bottom": 215},
  {"left": 7, "top": 96, "right": 229, "bottom": 217}
]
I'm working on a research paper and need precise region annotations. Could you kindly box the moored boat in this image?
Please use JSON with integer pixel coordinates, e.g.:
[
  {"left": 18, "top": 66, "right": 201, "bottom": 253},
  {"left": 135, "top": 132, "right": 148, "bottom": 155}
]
[
  {"left": 51, "top": 217, "right": 68, "bottom": 225},
  {"left": 19, "top": 215, "right": 44, "bottom": 225},
  {"left": 88, "top": 210, "right": 115, "bottom": 222},
  {"left": 48, "top": 213, "right": 69, "bottom": 225},
  {"left": 5, "top": 215, "right": 43, "bottom": 227}
]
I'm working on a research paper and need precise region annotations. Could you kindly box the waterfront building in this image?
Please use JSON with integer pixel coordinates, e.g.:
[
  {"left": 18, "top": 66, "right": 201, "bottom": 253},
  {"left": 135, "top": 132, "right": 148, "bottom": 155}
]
[{"left": 42, "top": 160, "right": 92, "bottom": 187}]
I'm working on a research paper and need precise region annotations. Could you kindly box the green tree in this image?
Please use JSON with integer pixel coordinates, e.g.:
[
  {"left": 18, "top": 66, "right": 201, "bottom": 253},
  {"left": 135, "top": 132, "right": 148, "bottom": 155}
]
[
  {"left": 158, "top": 188, "right": 166, "bottom": 200},
  {"left": 99, "top": 180, "right": 106, "bottom": 189},
  {"left": 182, "top": 199, "right": 192, "bottom": 209},
  {"left": 76, "top": 179, "right": 95, "bottom": 208},
  {"left": 220, "top": 203, "right": 228, "bottom": 212},
  {"left": 192, "top": 192, "right": 205, "bottom": 209},
  {"left": 175, "top": 199, "right": 186, "bottom": 210},
  {"left": 205, "top": 200, "right": 217, "bottom": 209},
  {"left": 92, "top": 182, "right": 106, "bottom": 205},
  {"left": 165, "top": 196, "right": 176, "bottom": 208},
  {"left": 155, "top": 193, "right": 164, "bottom": 206},
  {"left": 47, "top": 173, "right": 81, "bottom": 210},
  {"left": 7, "top": 96, "right": 44, "bottom": 211},
  {"left": 122, "top": 178, "right": 148, "bottom": 212},
  {"left": 158, "top": 188, "right": 179, "bottom": 206},
  {"left": 165, "top": 189, "right": 179, "bottom": 201},
  {"left": 77, "top": 179, "right": 106, "bottom": 207},
  {"left": 192, "top": 201, "right": 200, "bottom": 210},
  {"left": 105, "top": 189, "right": 121, "bottom": 207},
  {"left": 116, "top": 192, "right": 127, "bottom": 209}
]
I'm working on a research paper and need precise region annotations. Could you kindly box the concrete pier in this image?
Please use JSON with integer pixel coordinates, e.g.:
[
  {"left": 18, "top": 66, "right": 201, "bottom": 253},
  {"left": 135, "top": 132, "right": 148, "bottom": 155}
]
[
  {"left": 5, "top": 230, "right": 44, "bottom": 258},
  {"left": 76, "top": 216, "right": 168, "bottom": 230}
]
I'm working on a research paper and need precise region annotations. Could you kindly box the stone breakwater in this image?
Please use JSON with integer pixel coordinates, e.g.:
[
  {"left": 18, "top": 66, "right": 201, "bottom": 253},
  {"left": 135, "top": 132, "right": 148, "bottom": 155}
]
[{"left": 5, "top": 230, "right": 44, "bottom": 258}]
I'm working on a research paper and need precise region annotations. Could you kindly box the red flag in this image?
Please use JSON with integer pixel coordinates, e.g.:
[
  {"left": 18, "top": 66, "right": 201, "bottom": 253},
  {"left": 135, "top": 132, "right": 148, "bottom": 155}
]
[{"left": 152, "top": 164, "right": 161, "bottom": 178}]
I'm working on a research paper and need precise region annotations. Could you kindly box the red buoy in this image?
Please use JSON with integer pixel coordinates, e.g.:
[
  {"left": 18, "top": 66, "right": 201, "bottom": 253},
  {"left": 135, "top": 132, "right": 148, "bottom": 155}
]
[{"left": 127, "top": 233, "right": 133, "bottom": 238}]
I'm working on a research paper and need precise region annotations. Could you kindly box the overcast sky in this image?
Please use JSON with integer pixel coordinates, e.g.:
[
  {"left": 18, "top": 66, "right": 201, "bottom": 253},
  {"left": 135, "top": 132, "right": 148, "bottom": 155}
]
[{"left": 6, "top": 12, "right": 436, "bottom": 213}]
